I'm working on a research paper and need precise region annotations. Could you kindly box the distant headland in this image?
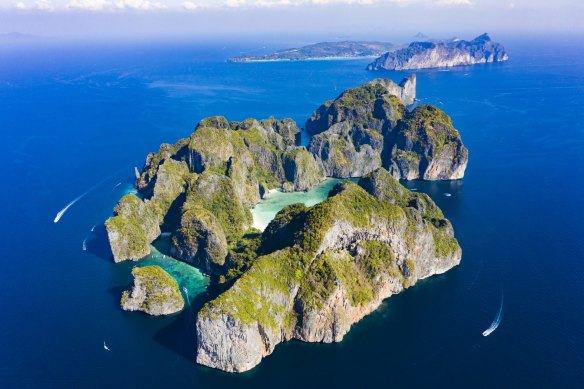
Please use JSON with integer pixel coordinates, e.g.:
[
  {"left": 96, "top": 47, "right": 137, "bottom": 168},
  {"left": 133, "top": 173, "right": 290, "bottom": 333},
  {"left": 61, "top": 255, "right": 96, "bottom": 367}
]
[
  {"left": 228, "top": 34, "right": 508, "bottom": 72},
  {"left": 227, "top": 41, "right": 395, "bottom": 62}
]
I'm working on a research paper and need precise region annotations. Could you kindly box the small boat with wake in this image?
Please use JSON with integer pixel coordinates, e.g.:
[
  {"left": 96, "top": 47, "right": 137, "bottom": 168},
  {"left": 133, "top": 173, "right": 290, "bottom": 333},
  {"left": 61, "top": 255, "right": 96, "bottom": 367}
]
[{"left": 483, "top": 292, "right": 504, "bottom": 337}]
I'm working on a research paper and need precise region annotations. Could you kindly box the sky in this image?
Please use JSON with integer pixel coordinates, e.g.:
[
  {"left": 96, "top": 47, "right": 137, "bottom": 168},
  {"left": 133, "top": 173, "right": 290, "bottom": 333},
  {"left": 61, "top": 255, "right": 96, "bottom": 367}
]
[{"left": 0, "top": 0, "right": 582, "bottom": 41}]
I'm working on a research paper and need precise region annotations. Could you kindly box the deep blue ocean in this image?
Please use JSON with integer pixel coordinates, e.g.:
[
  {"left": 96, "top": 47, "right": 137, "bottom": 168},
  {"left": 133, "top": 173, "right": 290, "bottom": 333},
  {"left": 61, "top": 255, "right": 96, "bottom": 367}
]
[{"left": 1, "top": 35, "right": 583, "bottom": 387}]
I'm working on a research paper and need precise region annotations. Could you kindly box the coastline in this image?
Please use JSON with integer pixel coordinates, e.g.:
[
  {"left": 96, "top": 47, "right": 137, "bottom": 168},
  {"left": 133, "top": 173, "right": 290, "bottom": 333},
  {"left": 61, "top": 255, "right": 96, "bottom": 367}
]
[{"left": 228, "top": 55, "right": 381, "bottom": 63}]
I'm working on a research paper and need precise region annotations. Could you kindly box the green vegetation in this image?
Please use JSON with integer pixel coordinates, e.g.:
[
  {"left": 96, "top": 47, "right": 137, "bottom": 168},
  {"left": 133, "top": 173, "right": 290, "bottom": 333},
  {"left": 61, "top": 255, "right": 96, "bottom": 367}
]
[
  {"left": 172, "top": 206, "right": 228, "bottom": 266},
  {"left": 282, "top": 148, "right": 324, "bottom": 190},
  {"left": 148, "top": 159, "right": 190, "bottom": 219},
  {"left": 432, "top": 227, "right": 461, "bottom": 258},
  {"left": 392, "top": 148, "right": 420, "bottom": 171},
  {"left": 298, "top": 240, "right": 401, "bottom": 310},
  {"left": 196, "top": 115, "right": 230, "bottom": 130},
  {"left": 382, "top": 95, "right": 406, "bottom": 124},
  {"left": 105, "top": 215, "right": 149, "bottom": 256},
  {"left": 137, "top": 142, "right": 180, "bottom": 193},
  {"left": 200, "top": 247, "right": 308, "bottom": 331},
  {"left": 182, "top": 173, "right": 252, "bottom": 240},
  {"left": 220, "top": 229, "right": 263, "bottom": 286},
  {"left": 306, "top": 80, "right": 408, "bottom": 135},
  {"left": 108, "top": 94, "right": 462, "bottom": 341},
  {"left": 399, "top": 105, "right": 461, "bottom": 156},
  {"left": 335, "top": 83, "right": 388, "bottom": 112},
  {"left": 122, "top": 265, "right": 184, "bottom": 314},
  {"left": 105, "top": 193, "right": 161, "bottom": 261}
]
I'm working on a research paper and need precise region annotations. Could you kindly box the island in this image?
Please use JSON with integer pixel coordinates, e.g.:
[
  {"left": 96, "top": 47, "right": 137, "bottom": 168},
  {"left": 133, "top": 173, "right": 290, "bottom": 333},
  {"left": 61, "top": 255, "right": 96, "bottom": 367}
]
[
  {"left": 367, "top": 33, "right": 508, "bottom": 71},
  {"left": 105, "top": 76, "right": 468, "bottom": 372},
  {"left": 228, "top": 41, "right": 394, "bottom": 62},
  {"left": 121, "top": 266, "right": 185, "bottom": 316}
]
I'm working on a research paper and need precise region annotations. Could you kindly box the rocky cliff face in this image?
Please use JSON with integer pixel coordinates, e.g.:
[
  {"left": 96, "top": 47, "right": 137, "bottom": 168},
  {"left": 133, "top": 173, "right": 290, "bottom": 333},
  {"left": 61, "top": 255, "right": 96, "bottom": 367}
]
[
  {"left": 388, "top": 105, "right": 468, "bottom": 180},
  {"left": 105, "top": 194, "right": 161, "bottom": 262},
  {"left": 305, "top": 75, "right": 414, "bottom": 136},
  {"left": 107, "top": 77, "right": 467, "bottom": 263},
  {"left": 121, "top": 266, "right": 184, "bottom": 316},
  {"left": 196, "top": 168, "right": 461, "bottom": 372},
  {"left": 367, "top": 33, "right": 508, "bottom": 71},
  {"left": 106, "top": 115, "right": 325, "bottom": 267},
  {"left": 309, "top": 121, "right": 384, "bottom": 177},
  {"left": 306, "top": 77, "right": 467, "bottom": 180}
]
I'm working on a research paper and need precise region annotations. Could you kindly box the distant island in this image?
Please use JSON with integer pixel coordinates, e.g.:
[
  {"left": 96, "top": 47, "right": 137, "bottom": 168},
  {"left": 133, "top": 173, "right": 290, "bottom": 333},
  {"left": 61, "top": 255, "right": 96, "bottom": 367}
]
[
  {"left": 367, "top": 33, "right": 508, "bottom": 71},
  {"left": 228, "top": 41, "right": 394, "bottom": 62},
  {"left": 106, "top": 76, "right": 467, "bottom": 372},
  {"left": 228, "top": 34, "right": 508, "bottom": 71}
]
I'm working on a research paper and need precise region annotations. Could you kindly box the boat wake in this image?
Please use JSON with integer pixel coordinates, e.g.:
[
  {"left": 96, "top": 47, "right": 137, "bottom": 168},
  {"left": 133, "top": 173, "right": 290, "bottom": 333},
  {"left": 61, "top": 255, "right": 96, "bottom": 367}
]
[
  {"left": 483, "top": 292, "right": 504, "bottom": 337},
  {"left": 103, "top": 341, "right": 110, "bottom": 351},
  {"left": 53, "top": 167, "right": 129, "bottom": 223},
  {"left": 54, "top": 193, "right": 86, "bottom": 223},
  {"left": 82, "top": 238, "right": 87, "bottom": 251}
]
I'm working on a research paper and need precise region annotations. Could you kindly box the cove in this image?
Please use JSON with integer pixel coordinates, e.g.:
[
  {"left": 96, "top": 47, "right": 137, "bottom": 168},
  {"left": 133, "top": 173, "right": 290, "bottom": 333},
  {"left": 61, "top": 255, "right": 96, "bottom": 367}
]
[{"left": 251, "top": 178, "right": 357, "bottom": 231}]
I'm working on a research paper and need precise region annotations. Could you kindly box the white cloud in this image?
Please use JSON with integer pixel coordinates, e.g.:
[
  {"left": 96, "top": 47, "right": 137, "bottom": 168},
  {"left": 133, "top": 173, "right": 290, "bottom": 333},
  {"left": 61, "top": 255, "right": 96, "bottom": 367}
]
[
  {"left": 35, "top": 0, "right": 55, "bottom": 10},
  {"left": 181, "top": 1, "right": 199, "bottom": 10},
  {"left": 435, "top": 0, "right": 472, "bottom": 6},
  {"left": 2, "top": 0, "right": 474, "bottom": 11},
  {"left": 115, "top": 0, "right": 166, "bottom": 9},
  {"left": 225, "top": 0, "right": 247, "bottom": 7},
  {"left": 67, "top": 0, "right": 108, "bottom": 10}
]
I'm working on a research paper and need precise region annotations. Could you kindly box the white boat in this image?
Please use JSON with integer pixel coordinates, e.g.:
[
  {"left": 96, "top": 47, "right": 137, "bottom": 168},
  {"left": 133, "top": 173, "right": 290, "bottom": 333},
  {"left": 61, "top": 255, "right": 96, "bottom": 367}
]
[{"left": 103, "top": 341, "right": 110, "bottom": 351}]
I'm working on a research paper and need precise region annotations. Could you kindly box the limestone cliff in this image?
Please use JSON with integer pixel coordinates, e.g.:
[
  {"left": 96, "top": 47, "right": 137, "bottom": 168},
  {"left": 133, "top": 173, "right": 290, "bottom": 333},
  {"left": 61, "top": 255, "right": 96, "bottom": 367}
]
[
  {"left": 196, "top": 168, "right": 461, "bottom": 372},
  {"left": 367, "top": 33, "right": 508, "bottom": 71},
  {"left": 106, "top": 115, "right": 323, "bottom": 266},
  {"left": 121, "top": 266, "right": 184, "bottom": 316},
  {"left": 388, "top": 105, "right": 468, "bottom": 180},
  {"left": 309, "top": 121, "right": 384, "bottom": 177},
  {"left": 305, "top": 75, "right": 414, "bottom": 135},
  {"left": 105, "top": 194, "right": 161, "bottom": 262},
  {"left": 306, "top": 77, "right": 467, "bottom": 180}
]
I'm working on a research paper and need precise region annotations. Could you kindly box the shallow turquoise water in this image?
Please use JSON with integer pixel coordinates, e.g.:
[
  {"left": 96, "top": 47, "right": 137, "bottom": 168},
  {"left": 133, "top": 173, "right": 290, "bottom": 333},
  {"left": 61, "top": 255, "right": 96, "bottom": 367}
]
[
  {"left": 251, "top": 178, "right": 354, "bottom": 230},
  {"left": 138, "top": 238, "right": 209, "bottom": 305}
]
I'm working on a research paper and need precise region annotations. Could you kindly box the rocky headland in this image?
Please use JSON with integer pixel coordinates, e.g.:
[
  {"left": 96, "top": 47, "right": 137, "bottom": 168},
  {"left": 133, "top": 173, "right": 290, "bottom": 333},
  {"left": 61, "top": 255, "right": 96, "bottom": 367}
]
[
  {"left": 105, "top": 76, "right": 467, "bottom": 373},
  {"left": 306, "top": 75, "right": 467, "bottom": 180},
  {"left": 367, "top": 33, "right": 508, "bottom": 71}
]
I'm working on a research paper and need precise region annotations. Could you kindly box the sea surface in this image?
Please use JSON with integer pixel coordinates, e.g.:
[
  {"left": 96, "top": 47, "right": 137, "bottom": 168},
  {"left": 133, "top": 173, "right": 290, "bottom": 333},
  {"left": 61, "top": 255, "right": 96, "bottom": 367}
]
[{"left": 1, "top": 35, "right": 584, "bottom": 387}]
